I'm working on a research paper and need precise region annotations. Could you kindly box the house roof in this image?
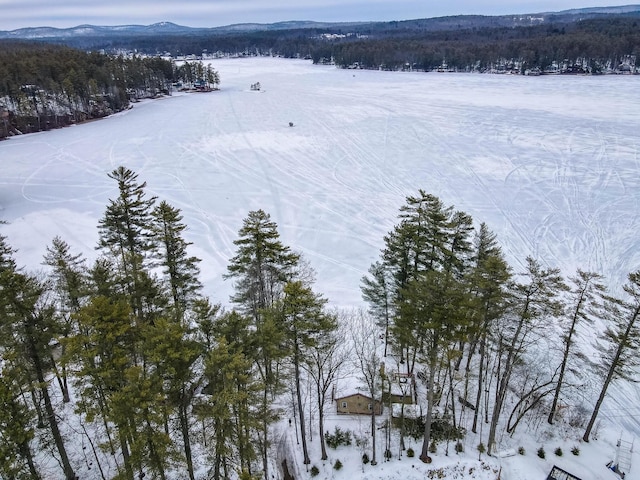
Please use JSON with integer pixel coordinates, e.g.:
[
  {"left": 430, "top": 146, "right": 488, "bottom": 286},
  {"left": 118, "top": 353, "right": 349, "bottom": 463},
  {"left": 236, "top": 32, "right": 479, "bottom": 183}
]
[{"left": 335, "top": 392, "right": 374, "bottom": 401}]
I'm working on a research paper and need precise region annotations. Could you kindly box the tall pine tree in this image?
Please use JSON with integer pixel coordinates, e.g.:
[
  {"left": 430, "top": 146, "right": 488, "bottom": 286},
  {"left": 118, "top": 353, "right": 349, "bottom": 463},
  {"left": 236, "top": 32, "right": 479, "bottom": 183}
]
[
  {"left": 151, "top": 200, "right": 202, "bottom": 324},
  {"left": 583, "top": 271, "right": 640, "bottom": 442},
  {"left": 97, "top": 166, "right": 157, "bottom": 322},
  {"left": 225, "top": 209, "right": 300, "bottom": 321},
  {"left": 0, "top": 235, "right": 77, "bottom": 480}
]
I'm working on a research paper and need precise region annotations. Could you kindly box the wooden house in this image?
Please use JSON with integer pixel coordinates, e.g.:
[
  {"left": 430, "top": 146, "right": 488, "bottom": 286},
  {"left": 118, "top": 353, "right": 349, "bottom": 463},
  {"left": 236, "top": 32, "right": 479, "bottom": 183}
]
[{"left": 335, "top": 393, "right": 382, "bottom": 415}]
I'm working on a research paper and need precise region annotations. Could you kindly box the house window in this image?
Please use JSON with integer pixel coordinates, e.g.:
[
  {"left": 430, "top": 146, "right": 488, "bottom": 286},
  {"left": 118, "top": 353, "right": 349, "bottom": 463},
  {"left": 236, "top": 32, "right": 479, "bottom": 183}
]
[
  {"left": 368, "top": 403, "right": 373, "bottom": 410},
  {"left": 341, "top": 401, "right": 347, "bottom": 408}
]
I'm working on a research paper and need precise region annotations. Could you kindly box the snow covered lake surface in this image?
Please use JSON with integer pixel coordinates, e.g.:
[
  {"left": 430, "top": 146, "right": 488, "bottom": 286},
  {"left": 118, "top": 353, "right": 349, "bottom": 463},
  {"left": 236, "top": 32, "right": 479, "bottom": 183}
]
[
  {"left": 2, "top": 57, "right": 640, "bottom": 479},
  {"left": 2, "top": 57, "right": 639, "bottom": 309}
]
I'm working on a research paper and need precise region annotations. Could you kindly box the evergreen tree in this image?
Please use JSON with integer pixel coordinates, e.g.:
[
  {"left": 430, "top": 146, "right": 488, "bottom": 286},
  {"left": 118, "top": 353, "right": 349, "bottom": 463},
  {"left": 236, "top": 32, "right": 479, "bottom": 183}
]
[
  {"left": 548, "top": 269, "right": 606, "bottom": 424},
  {"left": 399, "top": 268, "right": 470, "bottom": 462},
  {"left": 370, "top": 191, "right": 477, "bottom": 461},
  {"left": 72, "top": 295, "right": 175, "bottom": 480},
  {"left": 225, "top": 209, "right": 300, "bottom": 476},
  {"left": 192, "top": 297, "right": 222, "bottom": 350},
  {"left": 93, "top": 167, "right": 179, "bottom": 477},
  {"left": 443, "top": 210, "right": 474, "bottom": 278},
  {"left": 145, "top": 317, "right": 202, "bottom": 480},
  {"left": 225, "top": 209, "right": 300, "bottom": 320},
  {"left": 97, "top": 166, "right": 157, "bottom": 322},
  {"left": 42, "top": 236, "right": 89, "bottom": 403},
  {"left": 381, "top": 191, "right": 460, "bottom": 372},
  {"left": 70, "top": 296, "right": 137, "bottom": 480},
  {"left": 151, "top": 200, "right": 202, "bottom": 324},
  {"left": 203, "top": 338, "right": 240, "bottom": 480},
  {"left": 462, "top": 223, "right": 511, "bottom": 433},
  {"left": 207, "top": 311, "right": 263, "bottom": 477},
  {"left": 250, "top": 307, "right": 288, "bottom": 479},
  {"left": 583, "top": 271, "right": 640, "bottom": 442},
  {"left": 0, "top": 235, "right": 77, "bottom": 480},
  {"left": 361, "top": 261, "right": 394, "bottom": 357},
  {"left": 89, "top": 256, "right": 119, "bottom": 298},
  {"left": 0, "top": 364, "right": 41, "bottom": 479},
  {"left": 205, "top": 64, "right": 220, "bottom": 89},
  {"left": 395, "top": 190, "right": 452, "bottom": 274},
  {"left": 487, "top": 257, "right": 566, "bottom": 455},
  {"left": 202, "top": 333, "right": 256, "bottom": 480},
  {"left": 43, "top": 235, "right": 88, "bottom": 313}
]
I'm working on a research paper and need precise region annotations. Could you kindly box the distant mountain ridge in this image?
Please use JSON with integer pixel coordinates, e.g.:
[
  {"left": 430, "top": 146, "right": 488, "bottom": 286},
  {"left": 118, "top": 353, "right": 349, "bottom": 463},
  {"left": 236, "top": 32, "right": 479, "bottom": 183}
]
[
  {"left": 1, "top": 22, "right": 204, "bottom": 39},
  {"left": 1, "top": 4, "right": 639, "bottom": 39},
  {"left": 549, "top": 3, "right": 640, "bottom": 13},
  {"left": 0, "top": 20, "right": 368, "bottom": 39}
]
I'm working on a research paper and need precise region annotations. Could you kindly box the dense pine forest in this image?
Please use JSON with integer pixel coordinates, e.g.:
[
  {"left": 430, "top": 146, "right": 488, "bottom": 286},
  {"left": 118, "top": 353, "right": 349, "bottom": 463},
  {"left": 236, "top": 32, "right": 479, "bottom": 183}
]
[
  {"left": 146, "top": 16, "right": 640, "bottom": 73},
  {"left": 10, "top": 13, "right": 637, "bottom": 73},
  {"left": 0, "top": 42, "right": 219, "bottom": 139},
  {"left": 314, "top": 16, "right": 640, "bottom": 72},
  {"left": 1, "top": 167, "right": 639, "bottom": 479}
]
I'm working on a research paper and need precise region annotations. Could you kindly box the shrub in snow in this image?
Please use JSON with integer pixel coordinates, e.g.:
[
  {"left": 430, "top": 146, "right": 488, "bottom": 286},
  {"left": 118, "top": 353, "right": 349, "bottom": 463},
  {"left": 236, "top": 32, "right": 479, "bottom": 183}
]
[
  {"left": 362, "top": 453, "right": 370, "bottom": 464},
  {"left": 310, "top": 465, "right": 319, "bottom": 477},
  {"left": 354, "top": 433, "right": 369, "bottom": 448},
  {"left": 384, "top": 449, "right": 392, "bottom": 459},
  {"left": 568, "top": 404, "right": 589, "bottom": 428},
  {"left": 537, "top": 447, "right": 546, "bottom": 459},
  {"left": 325, "top": 426, "right": 352, "bottom": 449},
  {"left": 571, "top": 446, "right": 580, "bottom": 456},
  {"left": 455, "top": 441, "right": 464, "bottom": 453},
  {"left": 518, "top": 446, "right": 525, "bottom": 455},
  {"left": 477, "top": 443, "right": 486, "bottom": 454},
  {"left": 334, "top": 459, "right": 343, "bottom": 470},
  {"left": 430, "top": 411, "right": 465, "bottom": 443},
  {"left": 429, "top": 441, "right": 437, "bottom": 453},
  {"left": 554, "top": 447, "right": 563, "bottom": 457},
  {"left": 407, "top": 448, "right": 415, "bottom": 457}
]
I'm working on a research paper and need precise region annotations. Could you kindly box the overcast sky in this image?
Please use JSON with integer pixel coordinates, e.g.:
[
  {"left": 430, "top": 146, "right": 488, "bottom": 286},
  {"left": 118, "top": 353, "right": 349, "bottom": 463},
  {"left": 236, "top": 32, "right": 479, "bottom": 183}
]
[{"left": 0, "top": 1, "right": 629, "bottom": 30}]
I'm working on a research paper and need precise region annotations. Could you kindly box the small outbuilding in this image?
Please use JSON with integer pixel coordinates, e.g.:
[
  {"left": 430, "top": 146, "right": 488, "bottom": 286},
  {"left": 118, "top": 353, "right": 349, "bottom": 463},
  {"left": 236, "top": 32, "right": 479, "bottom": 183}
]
[
  {"left": 546, "top": 465, "right": 582, "bottom": 480},
  {"left": 335, "top": 393, "right": 382, "bottom": 415}
]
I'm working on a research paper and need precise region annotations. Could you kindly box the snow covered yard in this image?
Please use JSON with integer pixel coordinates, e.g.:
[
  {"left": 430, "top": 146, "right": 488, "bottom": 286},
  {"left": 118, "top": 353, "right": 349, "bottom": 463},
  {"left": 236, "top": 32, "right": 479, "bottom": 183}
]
[
  {"left": 277, "top": 409, "right": 632, "bottom": 480},
  {"left": 2, "top": 57, "right": 640, "bottom": 480}
]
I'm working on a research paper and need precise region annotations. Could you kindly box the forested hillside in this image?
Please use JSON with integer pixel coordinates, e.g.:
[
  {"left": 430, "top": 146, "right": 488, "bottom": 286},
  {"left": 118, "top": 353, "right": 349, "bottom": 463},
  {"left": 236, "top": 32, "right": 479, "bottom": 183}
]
[
  {"left": 0, "top": 42, "right": 219, "bottom": 139},
  {"left": 314, "top": 16, "right": 640, "bottom": 72},
  {"left": 4, "top": 10, "right": 637, "bottom": 73},
  {"left": 131, "top": 15, "right": 639, "bottom": 73},
  {"left": 1, "top": 168, "right": 638, "bottom": 479}
]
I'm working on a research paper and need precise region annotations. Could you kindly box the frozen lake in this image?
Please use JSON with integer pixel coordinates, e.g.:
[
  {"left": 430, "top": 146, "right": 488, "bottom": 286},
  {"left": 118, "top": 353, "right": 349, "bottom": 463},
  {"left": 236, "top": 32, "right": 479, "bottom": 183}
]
[{"left": 1, "top": 57, "right": 639, "bottom": 307}]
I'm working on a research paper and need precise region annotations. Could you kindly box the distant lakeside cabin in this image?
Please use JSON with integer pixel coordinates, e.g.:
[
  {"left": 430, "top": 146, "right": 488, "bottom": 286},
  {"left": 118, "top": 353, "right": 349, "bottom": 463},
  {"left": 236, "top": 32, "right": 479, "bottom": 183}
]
[{"left": 335, "top": 393, "right": 382, "bottom": 415}]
